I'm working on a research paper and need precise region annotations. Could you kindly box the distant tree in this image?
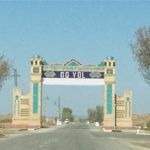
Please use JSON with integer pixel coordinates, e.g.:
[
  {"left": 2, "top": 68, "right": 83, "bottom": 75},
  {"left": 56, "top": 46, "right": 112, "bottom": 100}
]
[
  {"left": 147, "top": 120, "right": 150, "bottom": 129},
  {"left": 87, "top": 108, "right": 96, "bottom": 123},
  {"left": 78, "top": 118, "right": 87, "bottom": 122},
  {"left": 95, "top": 106, "right": 103, "bottom": 123},
  {"left": 87, "top": 105, "right": 103, "bottom": 123},
  {"left": 130, "top": 26, "right": 150, "bottom": 85},
  {"left": 0, "top": 55, "right": 11, "bottom": 88},
  {"left": 62, "top": 107, "right": 74, "bottom": 122}
]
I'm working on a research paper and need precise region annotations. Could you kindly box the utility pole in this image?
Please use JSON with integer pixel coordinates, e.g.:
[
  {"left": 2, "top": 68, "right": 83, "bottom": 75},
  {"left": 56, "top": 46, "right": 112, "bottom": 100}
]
[
  {"left": 45, "top": 96, "right": 50, "bottom": 122},
  {"left": 114, "top": 94, "right": 117, "bottom": 130},
  {"left": 58, "top": 96, "right": 61, "bottom": 120},
  {"left": 11, "top": 69, "right": 20, "bottom": 87},
  {"left": 55, "top": 96, "right": 61, "bottom": 120}
]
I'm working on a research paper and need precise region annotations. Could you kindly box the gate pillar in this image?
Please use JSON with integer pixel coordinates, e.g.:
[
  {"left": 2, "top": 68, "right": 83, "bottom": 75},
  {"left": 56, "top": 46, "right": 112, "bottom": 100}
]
[
  {"left": 30, "top": 56, "right": 43, "bottom": 127},
  {"left": 104, "top": 56, "right": 116, "bottom": 129}
]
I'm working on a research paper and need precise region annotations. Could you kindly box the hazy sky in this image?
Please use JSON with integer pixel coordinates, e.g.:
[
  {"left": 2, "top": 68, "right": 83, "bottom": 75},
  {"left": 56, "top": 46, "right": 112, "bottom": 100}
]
[{"left": 0, "top": 1, "right": 150, "bottom": 117}]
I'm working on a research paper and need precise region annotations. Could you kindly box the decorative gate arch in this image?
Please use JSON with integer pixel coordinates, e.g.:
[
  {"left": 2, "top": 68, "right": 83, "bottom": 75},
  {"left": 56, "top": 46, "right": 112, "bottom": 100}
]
[{"left": 12, "top": 56, "right": 132, "bottom": 129}]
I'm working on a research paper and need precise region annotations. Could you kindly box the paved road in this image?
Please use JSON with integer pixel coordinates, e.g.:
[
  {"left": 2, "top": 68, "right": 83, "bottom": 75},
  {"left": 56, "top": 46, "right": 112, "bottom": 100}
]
[{"left": 0, "top": 123, "right": 150, "bottom": 150}]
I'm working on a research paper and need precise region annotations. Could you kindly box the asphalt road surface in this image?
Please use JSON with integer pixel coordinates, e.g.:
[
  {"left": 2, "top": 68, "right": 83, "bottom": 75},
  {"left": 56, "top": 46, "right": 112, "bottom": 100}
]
[{"left": 0, "top": 123, "right": 150, "bottom": 150}]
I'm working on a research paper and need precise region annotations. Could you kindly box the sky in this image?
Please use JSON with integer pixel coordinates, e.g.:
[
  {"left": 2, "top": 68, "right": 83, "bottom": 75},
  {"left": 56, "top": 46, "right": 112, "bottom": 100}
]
[{"left": 0, "top": 1, "right": 150, "bottom": 117}]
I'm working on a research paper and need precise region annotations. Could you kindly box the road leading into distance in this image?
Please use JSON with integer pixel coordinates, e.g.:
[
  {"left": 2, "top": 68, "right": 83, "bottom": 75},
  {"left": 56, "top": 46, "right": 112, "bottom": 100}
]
[{"left": 0, "top": 123, "right": 150, "bottom": 150}]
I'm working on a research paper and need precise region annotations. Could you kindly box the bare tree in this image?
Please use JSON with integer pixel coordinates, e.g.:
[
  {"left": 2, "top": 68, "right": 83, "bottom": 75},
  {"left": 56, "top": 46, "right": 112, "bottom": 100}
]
[
  {"left": 130, "top": 26, "right": 150, "bottom": 85},
  {"left": 0, "top": 55, "right": 11, "bottom": 88}
]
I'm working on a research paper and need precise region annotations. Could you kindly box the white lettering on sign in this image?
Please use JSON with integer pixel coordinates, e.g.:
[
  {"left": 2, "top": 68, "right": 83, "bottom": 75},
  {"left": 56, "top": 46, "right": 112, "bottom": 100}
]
[
  {"left": 65, "top": 72, "right": 69, "bottom": 78},
  {"left": 60, "top": 72, "right": 85, "bottom": 78},
  {"left": 75, "top": 72, "right": 85, "bottom": 78},
  {"left": 73, "top": 72, "right": 76, "bottom": 78},
  {"left": 60, "top": 72, "right": 64, "bottom": 78}
]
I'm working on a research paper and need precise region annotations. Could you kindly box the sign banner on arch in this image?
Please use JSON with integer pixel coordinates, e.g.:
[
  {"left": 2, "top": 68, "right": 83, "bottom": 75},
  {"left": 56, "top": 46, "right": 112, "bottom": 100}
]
[{"left": 42, "top": 71, "right": 104, "bottom": 85}]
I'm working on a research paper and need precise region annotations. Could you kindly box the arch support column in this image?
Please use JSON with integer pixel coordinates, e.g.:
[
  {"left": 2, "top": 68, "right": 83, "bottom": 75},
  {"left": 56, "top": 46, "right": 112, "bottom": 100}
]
[
  {"left": 104, "top": 57, "right": 116, "bottom": 129},
  {"left": 30, "top": 56, "right": 43, "bottom": 128}
]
